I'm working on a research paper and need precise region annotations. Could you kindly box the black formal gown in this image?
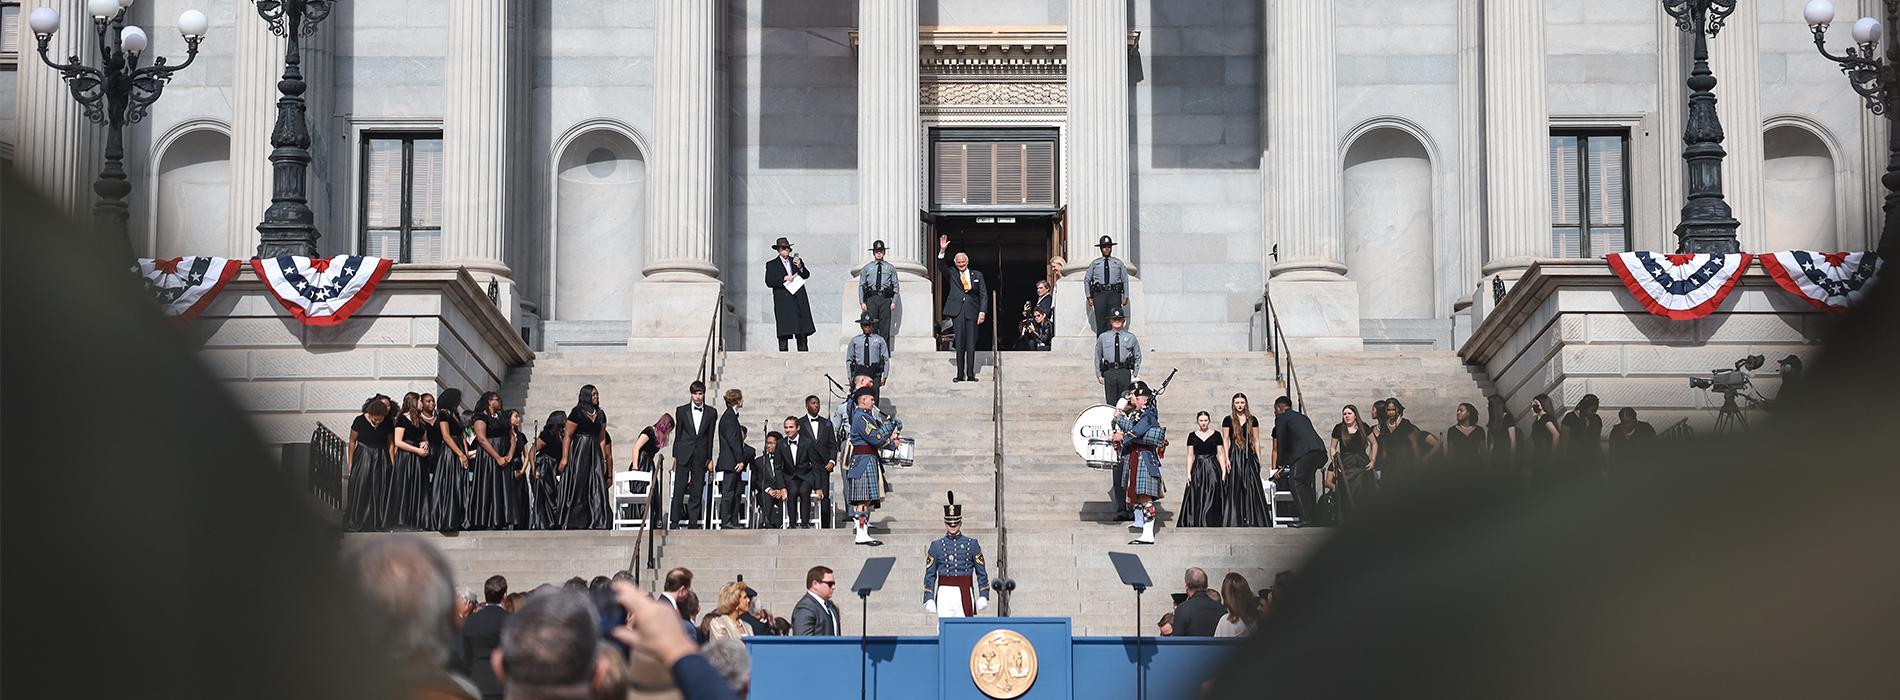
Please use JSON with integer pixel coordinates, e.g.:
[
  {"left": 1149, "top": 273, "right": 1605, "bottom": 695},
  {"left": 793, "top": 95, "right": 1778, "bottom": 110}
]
[
  {"left": 344, "top": 415, "right": 395, "bottom": 532},
  {"left": 1330, "top": 422, "right": 1374, "bottom": 521},
  {"left": 389, "top": 415, "right": 429, "bottom": 529},
  {"left": 1375, "top": 418, "right": 1424, "bottom": 493},
  {"left": 1175, "top": 431, "right": 1225, "bottom": 527},
  {"left": 507, "top": 429, "right": 529, "bottom": 529},
  {"left": 632, "top": 425, "right": 661, "bottom": 522},
  {"left": 1221, "top": 416, "right": 1273, "bottom": 527},
  {"left": 1560, "top": 411, "right": 1604, "bottom": 477},
  {"left": 466, "top": 413, "right": 514, "bottom": 530},
  {"left": 1443, "top": 425, "right": 1488, "bottom": 471},
  {"left": 421, "top": 411, "right": 468, "bottom": 532},
  {"left": 560, "top": 408, "right": 613, "bottom": 530},
  {"left": 528, "top": 428, "right": 562, "bottom": 530}
]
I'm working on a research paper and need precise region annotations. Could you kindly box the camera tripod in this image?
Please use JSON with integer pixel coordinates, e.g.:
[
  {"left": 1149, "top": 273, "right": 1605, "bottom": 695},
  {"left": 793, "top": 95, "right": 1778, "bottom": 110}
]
[{"left": 1712, "top": 389, "right": 1750, "bottom": 434}]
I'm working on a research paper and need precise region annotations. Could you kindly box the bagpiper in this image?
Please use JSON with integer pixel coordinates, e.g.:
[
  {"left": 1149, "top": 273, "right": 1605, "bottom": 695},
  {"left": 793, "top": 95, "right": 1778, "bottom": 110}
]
[
  {"left": 1115, "top": 381, "right": 1165, "bottom": 544},
  {"left": 845, "top": 387, "right": 901, "bottom": 545},
  {"left": 923, "top": 491, "right": 990, "bottom": 619}
]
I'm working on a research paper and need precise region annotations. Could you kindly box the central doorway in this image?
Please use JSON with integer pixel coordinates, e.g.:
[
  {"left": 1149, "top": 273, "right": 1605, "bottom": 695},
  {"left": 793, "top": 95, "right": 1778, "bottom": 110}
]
[{"left": 933, "top": 214, "right": 1059, "bottom": 351}]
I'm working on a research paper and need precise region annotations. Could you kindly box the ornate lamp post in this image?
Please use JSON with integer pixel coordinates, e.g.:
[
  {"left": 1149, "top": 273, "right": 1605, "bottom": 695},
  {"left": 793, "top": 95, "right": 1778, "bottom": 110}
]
[
  {"left": 1804, "top": 0, "right": 1899, "bottom": 258},
  {"left": 1662, "top": 0, "right": 1743, "bottom": 254},
  {"left": 250, "top": 0, "right": 335, "bottom": 258},
  {"left": 28, "top": 0, "right": 207, "bottom": 258}
]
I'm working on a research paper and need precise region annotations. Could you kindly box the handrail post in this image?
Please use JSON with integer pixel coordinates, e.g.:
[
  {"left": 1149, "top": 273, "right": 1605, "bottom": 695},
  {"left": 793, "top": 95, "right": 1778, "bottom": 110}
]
[{"left": 989, "top": 290, "right": 1009, "bottom": 617}]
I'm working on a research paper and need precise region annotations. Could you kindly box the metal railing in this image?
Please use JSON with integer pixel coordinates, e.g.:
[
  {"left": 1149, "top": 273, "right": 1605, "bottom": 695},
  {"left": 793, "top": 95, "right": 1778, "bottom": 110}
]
[
  {"left": 1261, "top": 285, "right": 1305, "bottom": 412},
  {"left": 988, "top": 290, "right": 1011, "bottom": 616},
  {"left": 696, "top": 291, "right": 726, "bottom": 386},
  {"left": 309, "top": 422, "right": 346, "bottom": 510},
  {"left": 1659, "top": 417, "right": 1695, "bottom": 440}
]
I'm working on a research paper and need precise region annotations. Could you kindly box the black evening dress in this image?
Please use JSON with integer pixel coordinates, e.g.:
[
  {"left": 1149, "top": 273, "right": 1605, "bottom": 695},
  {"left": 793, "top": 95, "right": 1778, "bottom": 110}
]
[
  {"left": 1175, "top": 431, "right": 1225, "bottom": 527},
  {"left": 560, "top": 408, "right": 613, "bottom": 530},
  {"left": 631, "top": 425, "right": 661, "bottom": 521},
  {"left": 1443, "top": 425, "right": 1488, "bottom": 471},
  {"left": 422, "top": 411, "right": 468, "bottom": 532},
  {"left": 528, "top": 426, "right": 562, "bottom": 530},
  {"left": 1375, "top": 418, "right": 1424, "bottom": 493},
  {"left": 344, "top": 415, "right": 395, "bottom": 532},
  {"left": 1220, "top": 415, "right": 1273, "bottom": 527},
  {"left": 467, "top": 412, "right": 513, "bottom": 530},
  {"left": 1331, "top": 422, "right": 1374, "bottom": 521},
  {"left": 507, "top": 429, "right": 530, "bottom": 529},
  {"left": 1560, "top": 411, "right": 1605, "bottom": 477},
  {"left": 1527, "top": 414, "right": 1558, "bottom": 483},
  {"left": 388, "top": 415, "right": 429, "bottom": 529}
]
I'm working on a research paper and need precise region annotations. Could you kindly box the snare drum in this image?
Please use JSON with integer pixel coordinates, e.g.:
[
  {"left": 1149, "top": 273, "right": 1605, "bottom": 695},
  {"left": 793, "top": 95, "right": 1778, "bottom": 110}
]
[
  {"left": 1084, "top": 438, "right": 1118, "bottom": 471},
  {"left": 877, "top": 436, "right": 915, "bottom": 467}
]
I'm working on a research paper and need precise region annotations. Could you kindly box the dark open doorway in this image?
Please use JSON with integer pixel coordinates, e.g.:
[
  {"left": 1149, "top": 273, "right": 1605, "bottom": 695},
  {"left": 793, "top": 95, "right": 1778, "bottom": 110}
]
[{"left": 933, "top": 215, "right": 1057, "bottom": 351}]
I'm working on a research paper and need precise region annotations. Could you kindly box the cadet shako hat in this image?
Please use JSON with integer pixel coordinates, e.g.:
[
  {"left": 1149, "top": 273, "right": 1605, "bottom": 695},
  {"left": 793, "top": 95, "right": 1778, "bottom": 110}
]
[
  {"left": 1097, "top": 235, "right": 1116, "bottom": 249},
  {"left": 869, "top": 239, "right": 888, "bottom": 252},
  {"left": 772, "top": 237, "right": 795, "bottom": 251},
  {"left": 1130, "top": 381, "right": 1155, "bottom": 398},
  {"left": 943, "top": 491, "right": 963, "bottom": 525}
]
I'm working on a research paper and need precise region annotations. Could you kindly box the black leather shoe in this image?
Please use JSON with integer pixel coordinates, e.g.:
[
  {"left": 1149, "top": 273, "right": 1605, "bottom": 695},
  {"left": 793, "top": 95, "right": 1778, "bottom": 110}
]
[{"left": 1113, "top": 512, "right": 1134, "bottom": 522}]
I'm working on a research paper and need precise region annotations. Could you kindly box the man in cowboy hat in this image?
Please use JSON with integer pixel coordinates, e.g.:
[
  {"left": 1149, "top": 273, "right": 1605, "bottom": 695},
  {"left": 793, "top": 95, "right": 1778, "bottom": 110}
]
[
  {"left": 936, "top": 234, "right": 989, "bottom": 382},
  {"left": 1113, "top": 380, "right": 1165, "bottom": 545},
  {"left": 845, "top": 314, "right": 891, "bottom": 391},
  {"left": 764, "top": 237, "right": 815, "bottom": 351},
  {"left": 1084, "top": 235, "right": 1129, "bottom": 334},
  {"left": 923, "top": 492, "right": 990, "bottom": 619},
  {"left": 859, "top": 240, "right": 900, "bottom": 343}
]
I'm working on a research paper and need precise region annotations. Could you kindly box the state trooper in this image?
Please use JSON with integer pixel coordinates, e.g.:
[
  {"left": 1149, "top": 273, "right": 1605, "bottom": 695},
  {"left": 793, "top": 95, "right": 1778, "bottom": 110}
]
[
  {"left": 1084, "top": 235, "right": 1129, "bottom": 333},
  {"left": 1095, "top": 308, "right": 1141, "bottom": 405},
  {"left": 845, "top": 314, "right": 891, "bottom": 392},
  {"left": 859, "top": 239, "right": 900, "bottom": 343},
  {"left": 923, "top": 491, "right": 990, "bottom": 619}
]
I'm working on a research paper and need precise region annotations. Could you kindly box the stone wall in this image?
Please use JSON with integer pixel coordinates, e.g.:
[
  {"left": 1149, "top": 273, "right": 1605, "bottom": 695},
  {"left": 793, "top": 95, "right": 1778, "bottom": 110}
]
[
  {"left": 195, "top": 269, "right": 533, "bottom": 445},
  {"left": 1460, "top": 259, "right": 1831, "bottom": 434}
]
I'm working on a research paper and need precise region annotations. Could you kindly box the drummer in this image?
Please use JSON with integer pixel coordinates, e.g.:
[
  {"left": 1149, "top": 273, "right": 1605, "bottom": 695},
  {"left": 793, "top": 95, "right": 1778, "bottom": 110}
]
[
  {"left": 846, "top": 387, "right": 901, "bottom": 545},
  {"left": 1114, "top": 381, "right": 1165, "bottom": 545}
]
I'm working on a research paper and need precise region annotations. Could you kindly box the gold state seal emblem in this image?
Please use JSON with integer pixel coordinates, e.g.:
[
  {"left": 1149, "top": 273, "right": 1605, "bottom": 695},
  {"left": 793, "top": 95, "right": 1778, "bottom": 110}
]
[{"left": 968, "top": 629, "right": 1038, "bottom": 698}]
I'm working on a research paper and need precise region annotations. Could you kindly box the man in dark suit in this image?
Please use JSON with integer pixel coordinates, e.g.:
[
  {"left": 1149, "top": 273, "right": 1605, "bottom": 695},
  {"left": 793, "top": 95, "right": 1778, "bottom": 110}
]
[
  {"left": 1033, "top": 278, "right": 1056, "bottom": 341},
  {"left": 778, "top": 415, "right": 826, "bottom": 528},
  {"left": 1269, "top": 395, "right": 1329, "bottom": 526},
  {"left": 671, "top": 381, "right": 717, "bottom": 529},
  {"left": 461, "top": 575, "right": 510, "bottom": 699},
  {"left": 715, "top": 411, "right": 749, "bottom": 529},
  {"left": 791, "top": 566, "right": 841, "bottom": 636},
  {"left": 763, "top": 236, "right": 815, "bottom": 351},
  {"left": 751, "top": 431, "right": 787, "bottom": 529},
  {"left": 936, "top": 234, "right": 990, "bottom": 382},
  {"left": 1170, "top": 567, "right": 1224, "bottom": 637},
  {"left": 798, "top": 394, "right": 839, "bottom": 526}
]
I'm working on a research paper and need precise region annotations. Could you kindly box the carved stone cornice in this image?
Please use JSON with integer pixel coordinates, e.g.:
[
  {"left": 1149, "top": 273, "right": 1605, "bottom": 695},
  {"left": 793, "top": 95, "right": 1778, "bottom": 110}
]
[{"left": 847, "top": 25, "right": 1141, "bottom": 83}]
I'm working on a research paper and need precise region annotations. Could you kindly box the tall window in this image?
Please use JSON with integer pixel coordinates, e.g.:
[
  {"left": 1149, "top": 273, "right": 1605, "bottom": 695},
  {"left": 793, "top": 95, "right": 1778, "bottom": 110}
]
[
  {"left": 360, "top": 133, "right": 443, "bottom": 263},
  {"left": 930, "top": 128, "right": 1059, "bottom": 211},
  {"left": 1550, "top": 131, "right": 1629, "bottom": 257},
  {"left": 2, "top": 2, "right": 23, "bottom": 66}
]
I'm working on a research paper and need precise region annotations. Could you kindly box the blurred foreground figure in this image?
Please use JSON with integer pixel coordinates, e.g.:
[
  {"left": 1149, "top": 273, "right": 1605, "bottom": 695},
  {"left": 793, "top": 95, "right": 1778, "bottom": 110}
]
[{"left": 1211, "top": 259, "right": 1900, "bottom": 699}]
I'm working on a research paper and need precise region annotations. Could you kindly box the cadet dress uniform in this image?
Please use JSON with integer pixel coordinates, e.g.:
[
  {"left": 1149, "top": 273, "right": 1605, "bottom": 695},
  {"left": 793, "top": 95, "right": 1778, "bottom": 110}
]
[
  {"left": 1085, "top": 236, "right": 1129, "bottom": 333},
  {"left": 923, "top": 493, "right": 991, "bottom": 619},
  {"left": 859, "top": 241, "right": 900, "bottom": 343},
  {"left": 1094, "top": 309, "right": 1141, "bottom": 405},
  {"left": 1115, "top": 382, "right": 1166, "bottom": 544},
  {"left": 845, "top": 317, "right": 891, "bottom": 391},
  {"left": 846, "top": 389, "right": 902, "bottom": 545}
]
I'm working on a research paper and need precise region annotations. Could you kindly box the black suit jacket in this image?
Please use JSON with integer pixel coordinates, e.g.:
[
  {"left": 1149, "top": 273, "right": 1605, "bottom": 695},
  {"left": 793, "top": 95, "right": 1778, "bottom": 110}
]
[
  {"left": 798, "top": 414, "right": 837, "bottom": 468},
  {"left": 1171, "top": 591, "right": 1225, "bottom": 637},
  {"left": 715, "top": 408, "right": 745, "bottom": 472},
  {"left": 751, "top": 449, "right": 783, "bottom": 491},
  {"left": 672, "top": 403, "right": 716, "bottom": 469},
  {"left": 776, "top": 433, "right": 824, "bottom": 483},
  {"left": 937, "top": 255, "right": 989, "bottom": 318},
  {"left": 461, "top": 604, "right": 509, "bottom": 698},
  {"left": 764, "top": 256, "right": 816, "bottom": 335}
]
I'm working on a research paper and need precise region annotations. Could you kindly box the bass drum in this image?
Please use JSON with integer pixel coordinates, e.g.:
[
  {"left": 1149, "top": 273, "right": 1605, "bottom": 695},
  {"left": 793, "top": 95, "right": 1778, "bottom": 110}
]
[{"left": 1072, "top": 404, "right": 1120, "bottom": 470}]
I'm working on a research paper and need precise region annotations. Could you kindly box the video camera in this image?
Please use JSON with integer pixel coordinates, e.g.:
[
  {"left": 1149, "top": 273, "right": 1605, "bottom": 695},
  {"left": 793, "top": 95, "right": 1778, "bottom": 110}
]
[{"left": 1689, "top": 354, "right": 1765, "bottom": 394}]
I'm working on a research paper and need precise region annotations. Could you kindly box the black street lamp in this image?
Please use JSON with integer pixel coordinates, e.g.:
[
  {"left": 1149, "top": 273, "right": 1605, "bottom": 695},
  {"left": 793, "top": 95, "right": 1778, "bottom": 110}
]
[
  {"left": 27, "top": 0, "right": 207, "bottom": 259},
  {"left": 250, "top": 0, "right": 335, "bottom": 259},
  {"left": 1663, "top": 0, "right": 1743, "bottom": 254},
  {"left": 1804, "top": 0, "right": 1899, "bottom": 259}
]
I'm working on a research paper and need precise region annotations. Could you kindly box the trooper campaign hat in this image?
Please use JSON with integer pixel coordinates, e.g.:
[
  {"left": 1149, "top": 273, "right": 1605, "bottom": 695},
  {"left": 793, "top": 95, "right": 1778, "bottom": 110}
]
[
  {"left": 869, "top": 239, "right": 888, "bottom": 252},
  {"left": 1109, "top": 307, "right": 1127, "bottom": 321},
  {"left": 856, "top": 314, "right": 878, "bottom": 327},
  {"left": 1097, "top": 235, "right": 1117, "bottom": 248},
  {"left": 943, "top": 491, "right": 963, "bottom": 525}
]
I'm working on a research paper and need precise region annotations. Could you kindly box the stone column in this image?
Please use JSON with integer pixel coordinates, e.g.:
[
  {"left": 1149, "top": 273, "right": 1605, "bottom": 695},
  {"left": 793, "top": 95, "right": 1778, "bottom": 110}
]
[
  {"left": 1480, "top": 0, "right": 1550, "bottom": 280},
  {"left": 631, "top": 0, "right": 724, "bottom": 350},
  {"left": 228, "top": 14, "right": 285, "bottom": 259},
  {"left": 442, "top": 0, "right": 517, "bottom": 319},
  {"left": 1455, "top": 0, "right": 1483, "bottom": 341},
  {"left": 853, "top": 0, "right": 932, "bottom": 351},
  {"left": 1058, "top": 0, "right": 1133, "bottom": 346},
  {"left": 1709, "top": 3, "right": 1765, "bottom": 251},
  {"left": 1263, "top": 0, "right": 1358, "bottom": 350},
  {"left": 13, "top": 1, "right": 103, "bottom": 225}
]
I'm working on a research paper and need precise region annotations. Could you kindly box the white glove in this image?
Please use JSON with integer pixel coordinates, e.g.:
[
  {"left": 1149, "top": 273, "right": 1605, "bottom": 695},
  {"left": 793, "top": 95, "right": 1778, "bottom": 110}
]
[
  {"left": 976, "top": 596, "right": 990, "bottom": 612},
  {"left": 925, "top": 600, "right": 937, "bottom": 614}
]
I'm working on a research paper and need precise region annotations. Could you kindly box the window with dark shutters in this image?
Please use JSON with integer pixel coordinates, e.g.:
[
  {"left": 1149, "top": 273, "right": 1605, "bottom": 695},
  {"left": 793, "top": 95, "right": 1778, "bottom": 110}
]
[{"left": 930, "top": 129, "right": 1058, "bottom": 211}]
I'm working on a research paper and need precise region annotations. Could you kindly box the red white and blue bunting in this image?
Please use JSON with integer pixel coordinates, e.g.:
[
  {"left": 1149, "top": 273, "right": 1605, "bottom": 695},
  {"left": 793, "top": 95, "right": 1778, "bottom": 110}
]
[
  {"left": 250, "top": 255, "right": 393, "bottom": 326},
  {"left": 132, "top": 256, "right": 243, "bottom": 321},
  {"left": 1605, "top": 251, "right": 1753, "bottom": 320},
  {"left": 1758, "top": 251, "right": 1882, "bottom": 315}
]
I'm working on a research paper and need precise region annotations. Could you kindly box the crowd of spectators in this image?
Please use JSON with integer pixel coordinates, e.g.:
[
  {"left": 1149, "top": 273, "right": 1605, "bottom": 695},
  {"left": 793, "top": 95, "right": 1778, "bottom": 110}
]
[{"left": 1154, "top": 566, "right": 1291, "bottom": 640}]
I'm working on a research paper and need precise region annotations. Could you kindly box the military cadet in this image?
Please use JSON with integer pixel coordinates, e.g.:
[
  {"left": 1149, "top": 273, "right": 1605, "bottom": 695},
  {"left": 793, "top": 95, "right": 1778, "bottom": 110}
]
[
  {"left": 845, "top": 315, "right": 891, "bottom": 391},
  {"left": 859, "top": 240, "right": 899, "bottom": 343},
  {"left": 1095, "top": 308, "right": 1141, "bottom": 405},
  {"left": 923, "top": 492, "right": 990, "bottom": 619},
  {"left": 1084, "top": 235, "right": 1129, "bottom": 333},
  {"left": 1115, "top": 381, "right": 1166, "bottom": 545},
  {"left": 845, "top": 388, "right": 902, "bottom": 545}
]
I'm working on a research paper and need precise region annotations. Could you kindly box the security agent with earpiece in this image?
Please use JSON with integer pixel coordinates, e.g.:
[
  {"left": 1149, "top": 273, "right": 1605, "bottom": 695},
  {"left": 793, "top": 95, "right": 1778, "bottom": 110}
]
[{"left": 923, "top": 491, "right": 990, "bottom": 618}]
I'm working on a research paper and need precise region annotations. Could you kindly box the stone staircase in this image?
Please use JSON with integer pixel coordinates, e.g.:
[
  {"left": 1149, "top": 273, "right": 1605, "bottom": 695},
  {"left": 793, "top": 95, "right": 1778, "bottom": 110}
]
[{"left": 1290, "top": 351, "right": 1497, "bottom": 432}]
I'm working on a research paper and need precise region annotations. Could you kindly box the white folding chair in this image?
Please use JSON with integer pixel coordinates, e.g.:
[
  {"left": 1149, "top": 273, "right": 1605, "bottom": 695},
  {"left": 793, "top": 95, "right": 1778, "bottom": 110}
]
[
  {"left": 611, "top": 471, "right": 653, "bottom": 531},
  {"left": 1269, "top": 472, "right": 1300, "bottom": 527}
]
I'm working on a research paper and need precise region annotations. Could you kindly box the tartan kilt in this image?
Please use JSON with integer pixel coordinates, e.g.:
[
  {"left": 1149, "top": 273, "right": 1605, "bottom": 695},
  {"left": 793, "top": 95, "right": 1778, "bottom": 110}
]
[
  {"left": 845, "top": 454, "right": 882, "bottom": 504},
  {"left": 1126, "top": 450, "right": 1163, "bottom": 500}
]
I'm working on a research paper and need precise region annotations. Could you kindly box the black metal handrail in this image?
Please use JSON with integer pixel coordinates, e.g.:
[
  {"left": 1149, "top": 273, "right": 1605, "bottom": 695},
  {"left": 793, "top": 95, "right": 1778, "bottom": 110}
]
[
  {"left": 309, "top": 422, "right": 346, "bottom": 510},
  {"left": 1659, "top": 417, "right": 1695, "bottom": 440},
  {"left": 696, "top": 291, "right": 726, "bottom": 385},
  {"left": 989, "top": 290, "right": 1010, "bottom": 616},
  {"left": 1261, "top": 286, "right": 1305, "bottom": 412}
]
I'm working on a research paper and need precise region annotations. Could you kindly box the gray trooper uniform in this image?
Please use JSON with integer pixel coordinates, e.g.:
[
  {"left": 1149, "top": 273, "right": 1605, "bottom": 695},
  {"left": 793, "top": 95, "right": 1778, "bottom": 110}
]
[
  {"left": 860, "top": 240, "right": 900, "bottom": 342},
  {"left": 1084, "top": 236, "right": 1129, "bottom": 333},
  {"left": 1095, "top": 312, "right": 1141, "bottom": 520},
  {"left": 845, "top": 326, "right": 891, "bottom": 388}
]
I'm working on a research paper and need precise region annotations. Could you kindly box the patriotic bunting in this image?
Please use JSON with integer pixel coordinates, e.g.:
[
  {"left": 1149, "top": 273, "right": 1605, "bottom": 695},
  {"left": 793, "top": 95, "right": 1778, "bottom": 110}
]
[
  {"left": 250, "top": 255, "right": 393, "bottom": 326},
  {"left": 132, "top": 256, "right": 243, "bottom": 321},
  {"left": 1757, "top": 251, "right": 1882, "bottom": 315},
  {"left": 1605, "top": 251, "right": 1753, "bottom": 320}
]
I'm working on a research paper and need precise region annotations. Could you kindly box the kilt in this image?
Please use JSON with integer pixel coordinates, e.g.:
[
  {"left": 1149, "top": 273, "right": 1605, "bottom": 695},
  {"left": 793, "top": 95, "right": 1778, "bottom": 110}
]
[
  {"left": 1124, "top": 447, "right": 1163, "bottom": 501},
  {"left": 846, "top": 453, "right": 882, "bottom": 504}
]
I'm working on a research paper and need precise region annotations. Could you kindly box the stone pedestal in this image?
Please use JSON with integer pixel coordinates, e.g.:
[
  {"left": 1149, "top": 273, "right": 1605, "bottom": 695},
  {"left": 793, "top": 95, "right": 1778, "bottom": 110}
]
[
  {"left": 1267, "top": 273, "right": 1362, "bottom": 353},
  {"left": 629, "top": 277, "right": 724, "bottom": 353}
]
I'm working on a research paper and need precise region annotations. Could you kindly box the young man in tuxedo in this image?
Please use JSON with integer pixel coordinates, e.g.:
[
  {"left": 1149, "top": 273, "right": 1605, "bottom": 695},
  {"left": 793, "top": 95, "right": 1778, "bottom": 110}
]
[{"left": 671, "top": 381, "right": 716, "bottom": 529}]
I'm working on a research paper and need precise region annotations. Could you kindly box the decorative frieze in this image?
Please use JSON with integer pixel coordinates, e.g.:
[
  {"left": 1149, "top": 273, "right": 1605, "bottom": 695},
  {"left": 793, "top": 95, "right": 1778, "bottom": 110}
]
[{"left": 921, "top": 82, "right": 1067, "bottom": 107}]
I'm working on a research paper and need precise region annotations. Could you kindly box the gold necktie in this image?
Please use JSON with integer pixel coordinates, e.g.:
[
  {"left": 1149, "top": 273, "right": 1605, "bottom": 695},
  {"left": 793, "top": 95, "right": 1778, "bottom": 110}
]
[{"left": 961, "top": 271, "right": 971, "bottom": 292}]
